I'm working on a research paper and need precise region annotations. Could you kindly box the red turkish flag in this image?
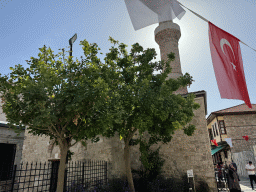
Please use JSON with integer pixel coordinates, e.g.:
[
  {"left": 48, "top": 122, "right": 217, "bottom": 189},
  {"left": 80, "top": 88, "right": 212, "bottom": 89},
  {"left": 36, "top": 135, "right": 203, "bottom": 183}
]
[
  {"left": 208, "top": 22, "right": 252, "bottom": 108},
  {"left": 211, "top": 139, "right": 218, "bottom": 146},
  {"left": 242, "top": 135, "right": 249, "bottom": 141}
]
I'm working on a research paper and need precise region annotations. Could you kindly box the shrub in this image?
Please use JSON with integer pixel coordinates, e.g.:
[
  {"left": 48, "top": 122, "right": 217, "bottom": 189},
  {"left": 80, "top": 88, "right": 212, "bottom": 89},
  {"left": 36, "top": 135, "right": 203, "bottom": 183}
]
[
  {"left": 131, "top": 137, "right": 165, "bottom": 183},
  {"left": 63, "top": 174, "right": 210, "bottom": 192},
  {"left": 93, "top": 176, "right": 130, "bottom": 192},
  {"left": 65, "top": 177, "right": 103, "bottom": 192},
  {"left": 65, "top": 178, "right": 87, "bottom": 192}
]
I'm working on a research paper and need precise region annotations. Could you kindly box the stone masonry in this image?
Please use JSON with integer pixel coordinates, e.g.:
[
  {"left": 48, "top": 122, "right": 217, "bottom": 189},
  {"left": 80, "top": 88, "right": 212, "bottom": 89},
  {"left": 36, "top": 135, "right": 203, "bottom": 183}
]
[
  {"left": 0, "top": 94, "right": 25, "bottom": 169},
  {"left": 154, "top": 21, "right": 188, "bottom": 95},
  {"left": 153, "top": 21, "right": 217, "bottom": 191},
  {"left": 223, "top": 113, "right": 256, "bottom": 177},
  {"left": 223, "top": 113, "right": 256, "bottom": 154}
]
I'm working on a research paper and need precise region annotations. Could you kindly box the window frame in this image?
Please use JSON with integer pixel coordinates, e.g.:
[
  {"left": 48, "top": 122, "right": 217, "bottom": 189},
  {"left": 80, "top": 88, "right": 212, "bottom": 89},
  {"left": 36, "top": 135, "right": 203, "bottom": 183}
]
[
  {"left": 218, "top": 120, "right": 227, "bottom": 134},
  {"left": 214, "top": 122, "right": 219, "bottom": 136},
  {"left": 212, "top": 125, "right": 216, "bottom": 137},
  {"left": 208, "top": 129, "right": 214, "bottom": 140}
]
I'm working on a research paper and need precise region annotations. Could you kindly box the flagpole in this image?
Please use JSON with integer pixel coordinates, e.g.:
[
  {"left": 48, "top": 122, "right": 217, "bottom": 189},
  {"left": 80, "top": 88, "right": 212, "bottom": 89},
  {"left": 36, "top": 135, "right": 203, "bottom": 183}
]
[{"left": 176, "top": 1, "right": 256, "bottom": 53}]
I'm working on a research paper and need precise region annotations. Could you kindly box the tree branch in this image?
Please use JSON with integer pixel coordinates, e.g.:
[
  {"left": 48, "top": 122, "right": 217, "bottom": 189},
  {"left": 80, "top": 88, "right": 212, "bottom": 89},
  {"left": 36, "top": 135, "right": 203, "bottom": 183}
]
[
  {"left": 70, "top": 140, "right": 79, "bottom": 147},
  {"left": 127, "top": 127, "right": 137, "bottom": 142},
  {"left": 25, "top": 123, "right": 49, "bottom": 131},
  {"left": 61, "top": 119, "right": 71, "bottom": 136},
  {"left": 49, "top": 123, "right": 62, "bottom": 138},
  {"left": 131, "top": 127, "right": 137, "bottom": 135},
  {"left": 32, "top": 127, "right": 49, "bottom": 131}
]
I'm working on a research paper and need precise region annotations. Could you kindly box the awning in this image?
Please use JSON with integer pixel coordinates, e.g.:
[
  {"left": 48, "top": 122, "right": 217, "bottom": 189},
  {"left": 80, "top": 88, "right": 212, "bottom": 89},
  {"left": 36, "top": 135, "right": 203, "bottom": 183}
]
[{"left": 211, "top": 145, "right": 225, "bottom": 155}]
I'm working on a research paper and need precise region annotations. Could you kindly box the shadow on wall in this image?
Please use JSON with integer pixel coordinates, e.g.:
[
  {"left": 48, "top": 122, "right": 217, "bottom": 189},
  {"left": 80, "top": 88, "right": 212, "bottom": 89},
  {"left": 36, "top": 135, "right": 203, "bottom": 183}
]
[
  {"left": 176, "top": 175, "right": 210, "bottom": 192},
  {"left": 134, "top": 174, "right": 211, "bottom": 192},
  {"left": 96, "top": 174, "right": 211, "bottom": 192}
]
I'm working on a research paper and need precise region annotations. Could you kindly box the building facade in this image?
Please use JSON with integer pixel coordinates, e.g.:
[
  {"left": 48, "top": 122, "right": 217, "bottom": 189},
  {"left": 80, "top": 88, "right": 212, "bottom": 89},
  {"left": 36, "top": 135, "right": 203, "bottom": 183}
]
[
  {"left": 0, "top": 94, "right": 25, "bottom": 183},
  {"left": 207, "top": 103, "right": 256, "bottom": 177},
  {"left": 207, "top": 114, "right": 232, "bottom": 166}
]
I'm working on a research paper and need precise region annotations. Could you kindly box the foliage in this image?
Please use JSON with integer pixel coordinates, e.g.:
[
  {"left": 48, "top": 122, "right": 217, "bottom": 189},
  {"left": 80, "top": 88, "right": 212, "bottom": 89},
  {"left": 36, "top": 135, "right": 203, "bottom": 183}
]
[
  {"left": 66, "top": 180, "right": 86, "bottom": 192},
  {"left": 0, "top": 44, "right": 112, "bottom": 139},
  {"left": 0, "top": 36, "right": 201, "bottom": 192},
  {"left": 131, "top": 137, "right": 165, "bottom": 183},
  {"left": 65, "top": 178, "right": 105, "bottom": 192},
  {"left": 93, "top": 176, "right": 131, "bottom": 192},
  {"left": 64, "top": 175, "right": 210, "bottom": 192},
  {"left": 101, "top": 37, "right": 200, "bottom": 141},
  {"left": 0, "top": 42, "right": 113, "bottom": 192},
  {"left": 99, "top": 37, "right": 200, "bottom": 192}
]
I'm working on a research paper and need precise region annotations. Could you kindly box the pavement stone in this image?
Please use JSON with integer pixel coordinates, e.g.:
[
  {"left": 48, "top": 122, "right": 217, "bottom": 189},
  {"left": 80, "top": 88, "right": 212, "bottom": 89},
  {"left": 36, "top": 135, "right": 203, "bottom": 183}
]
[
  {"left": 216, "top": 176, "right": 256, "bottom": 192},
  {"left": 239, "top": 176, "right": 256, "bottom": 192}
]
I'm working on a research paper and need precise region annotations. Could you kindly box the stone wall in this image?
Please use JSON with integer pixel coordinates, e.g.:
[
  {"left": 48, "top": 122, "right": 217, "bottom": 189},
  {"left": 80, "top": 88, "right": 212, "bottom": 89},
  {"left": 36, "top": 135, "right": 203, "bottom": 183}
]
[
  {"left": 21, "top": 93, "right": 217, "bottom": 191},
  {"left": 19, "top": 91, "right": 218, "bottom": 191},
  {"left": 223, "top": 114, "right": 256, "bottom": 153},
  {"left": 233, "top": 150, "right": 256, "bottom": 177},
  {"left": 223, "top": 113, "right": 256, "bottom": 177},
  {"left": 21, "top": 129, "right": 129, "bottom": 180},
  {"left": 0, "top": 96, "right": 25, "bottom": 170},
  {"left": 147, "top": 94, "right": 217, "bottom": 191},
  {"left": 0, "top": 127, "right": 25, "bottom": 167}
]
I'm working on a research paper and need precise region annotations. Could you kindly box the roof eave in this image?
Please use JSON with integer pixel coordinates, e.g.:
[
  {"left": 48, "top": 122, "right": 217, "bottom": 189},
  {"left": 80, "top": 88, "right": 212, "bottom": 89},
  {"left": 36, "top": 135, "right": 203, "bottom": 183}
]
[{"left": 181, "top": 90, "right": 207, "bottom": 116}]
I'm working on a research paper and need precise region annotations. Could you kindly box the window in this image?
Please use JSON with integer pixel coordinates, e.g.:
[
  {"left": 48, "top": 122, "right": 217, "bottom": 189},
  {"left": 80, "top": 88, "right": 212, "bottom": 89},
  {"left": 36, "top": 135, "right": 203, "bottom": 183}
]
[
  {"left": 218, "top": 120, "right": 227, "bottom": 134},
  {"left": 0, "top": 143, "right": 16, "bottom": 181},
  {"left": 208, "top": 129, "right": 214, "bottom": 140},
  {"left": 214, "top": 123, "right": 219, "bottom": 136},
  {"left": 212, "top": 125, "right": 216, "bottom": 137}
]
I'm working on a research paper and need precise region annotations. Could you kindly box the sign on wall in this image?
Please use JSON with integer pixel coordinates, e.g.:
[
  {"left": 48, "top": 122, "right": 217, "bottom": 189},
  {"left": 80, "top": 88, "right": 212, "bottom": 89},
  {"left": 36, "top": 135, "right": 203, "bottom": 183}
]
[{"left": 187, "top": 169, "right": 194, "bottom": 177}]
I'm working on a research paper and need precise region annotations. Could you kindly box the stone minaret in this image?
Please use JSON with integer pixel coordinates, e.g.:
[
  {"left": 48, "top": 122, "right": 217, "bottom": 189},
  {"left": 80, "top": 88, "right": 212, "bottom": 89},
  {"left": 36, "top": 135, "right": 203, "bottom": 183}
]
[
  {"left": 154, "top": 20, "right": 218, "bottom": 192},
  {"left": 155, "top": 20, "right": 188, "bottom": 95}
]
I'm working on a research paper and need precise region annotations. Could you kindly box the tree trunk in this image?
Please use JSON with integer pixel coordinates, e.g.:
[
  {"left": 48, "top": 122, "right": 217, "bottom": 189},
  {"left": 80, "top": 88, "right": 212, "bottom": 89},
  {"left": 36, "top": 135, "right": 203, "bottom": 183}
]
[
  {"left": 56, "top": 139, "right": 69, "bottom": 192},
  {"left": 124, "top": 140, "right": 135, "bottom": 192}
]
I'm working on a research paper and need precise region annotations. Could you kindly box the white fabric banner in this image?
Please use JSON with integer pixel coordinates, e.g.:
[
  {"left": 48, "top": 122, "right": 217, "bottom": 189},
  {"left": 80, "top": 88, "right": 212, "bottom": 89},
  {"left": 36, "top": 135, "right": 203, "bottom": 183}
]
[
  {"left": 225, "top": 138, "right": 233, "bottom": 148},
  {"left": 124, "top": 0, "right": 186, "bottom": 31}
]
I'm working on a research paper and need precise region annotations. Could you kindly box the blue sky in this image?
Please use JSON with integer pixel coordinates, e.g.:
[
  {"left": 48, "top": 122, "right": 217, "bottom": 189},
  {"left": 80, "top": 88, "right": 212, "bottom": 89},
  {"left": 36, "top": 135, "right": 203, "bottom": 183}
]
[{"left": 1, "top": 0, "right": 255, "bottom": 117}]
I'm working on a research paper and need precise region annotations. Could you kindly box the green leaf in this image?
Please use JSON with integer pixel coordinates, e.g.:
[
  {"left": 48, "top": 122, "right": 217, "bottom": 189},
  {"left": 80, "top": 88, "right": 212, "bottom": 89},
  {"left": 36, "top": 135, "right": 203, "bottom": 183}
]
[{"left": 81, "top": 141, "right": 87, "bottom": 147}]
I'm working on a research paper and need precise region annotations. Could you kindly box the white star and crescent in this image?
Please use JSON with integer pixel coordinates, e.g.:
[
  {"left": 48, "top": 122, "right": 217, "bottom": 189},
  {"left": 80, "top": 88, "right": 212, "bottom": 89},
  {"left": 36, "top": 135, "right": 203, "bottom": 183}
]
[{"left": 220, "top": 38, "right": 237, "bottom": 71}]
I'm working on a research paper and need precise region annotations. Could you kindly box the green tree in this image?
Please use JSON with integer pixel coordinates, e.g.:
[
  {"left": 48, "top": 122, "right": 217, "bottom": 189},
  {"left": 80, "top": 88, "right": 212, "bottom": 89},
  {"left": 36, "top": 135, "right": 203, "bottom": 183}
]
[
  {"left": 131, "top": 136, "right": 165, "bottom": 183},
  {"left": 0, "top": 43, "right": 112, "bottom": 192},
  {"left": 101, "top": 37, "right": 200, "bottom": 192}
]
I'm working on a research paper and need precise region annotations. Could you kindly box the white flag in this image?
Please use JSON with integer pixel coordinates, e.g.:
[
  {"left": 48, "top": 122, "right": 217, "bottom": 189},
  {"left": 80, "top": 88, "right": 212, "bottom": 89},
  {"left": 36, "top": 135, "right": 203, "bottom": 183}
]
[
  {"left": 225, "top": 138, "right": 233, "bottom": 148},
  {"left": 124, "top": 0, "right": 186, "bottom": 31}
]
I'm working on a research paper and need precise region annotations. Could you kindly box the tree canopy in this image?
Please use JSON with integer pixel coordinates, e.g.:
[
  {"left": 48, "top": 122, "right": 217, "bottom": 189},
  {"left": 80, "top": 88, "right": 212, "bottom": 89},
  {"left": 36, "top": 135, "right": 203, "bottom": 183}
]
[
  {"left": 100, "top": 37, "right": 200, "bottom": 192},
  {"left": 0, "top": 42, "right": 113, "bottom": 192},
  {"left": 0, "top": 37, "right": 200, "bottom": 192}
]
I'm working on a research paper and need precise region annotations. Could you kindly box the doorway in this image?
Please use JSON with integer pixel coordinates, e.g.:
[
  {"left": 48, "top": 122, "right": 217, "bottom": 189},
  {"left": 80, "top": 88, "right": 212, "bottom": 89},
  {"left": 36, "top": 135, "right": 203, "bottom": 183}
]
[{"left": 0, "top": 143, "right": 16, "bottom": 181}]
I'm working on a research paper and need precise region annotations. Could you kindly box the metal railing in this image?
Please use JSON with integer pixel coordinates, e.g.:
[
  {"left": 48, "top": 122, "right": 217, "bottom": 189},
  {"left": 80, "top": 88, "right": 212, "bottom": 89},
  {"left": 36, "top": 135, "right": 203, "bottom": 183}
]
[
  {"left": 0, "top": 160, "right": 108, "bottom": 192},
  {"left": 215, "top": 169, "right": 230, "bottom": 192}
]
